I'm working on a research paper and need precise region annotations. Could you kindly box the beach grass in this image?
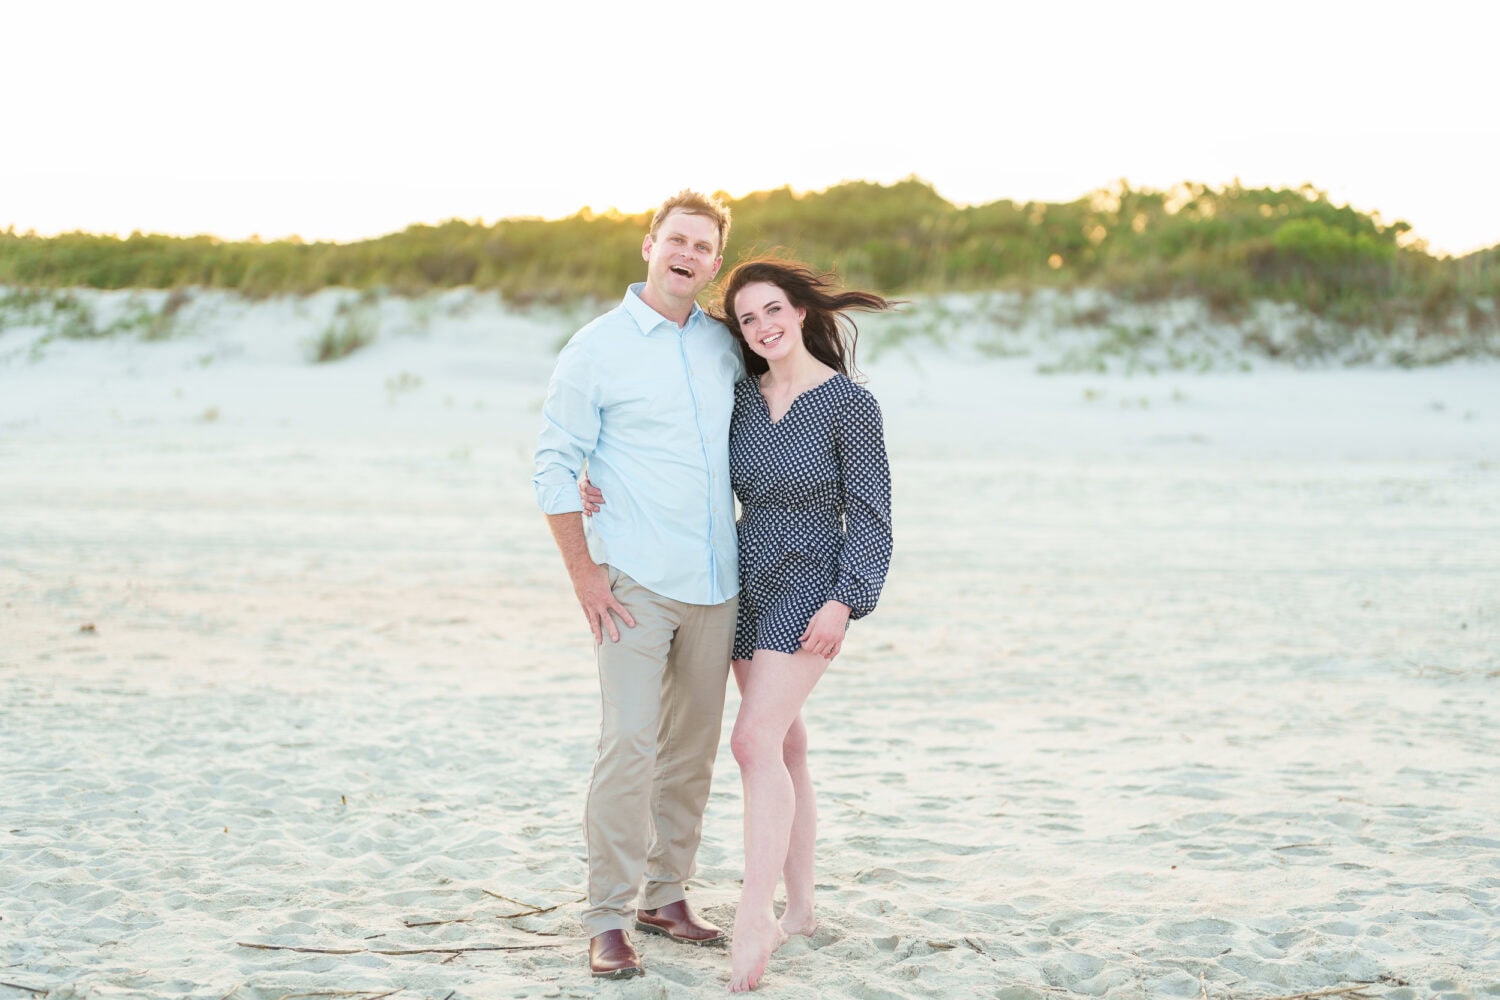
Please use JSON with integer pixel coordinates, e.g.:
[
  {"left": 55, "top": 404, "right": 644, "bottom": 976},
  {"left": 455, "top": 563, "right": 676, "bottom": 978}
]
[{"left": 3, "top": 179, "right": 1496, "bottom": 335}]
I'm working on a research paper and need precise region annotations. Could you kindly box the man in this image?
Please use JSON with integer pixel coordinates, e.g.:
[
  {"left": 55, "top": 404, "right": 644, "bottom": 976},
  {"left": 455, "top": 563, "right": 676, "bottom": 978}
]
[{"left": 531, "top": 191, "right": 743, "bottom": 979}]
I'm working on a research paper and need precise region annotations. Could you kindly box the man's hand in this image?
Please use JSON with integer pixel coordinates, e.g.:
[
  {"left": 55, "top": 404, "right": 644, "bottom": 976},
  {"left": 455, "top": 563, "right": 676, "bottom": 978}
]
[
  {"left": 799, "top": 600, "right": 851, "bottom": 660},
  {"left": 574, "top": 561, "right": 636, "bottom": 645},
  {"left": 545, "top": 511, "right": 634, "bottom": 644},
  {"left": 579, "top": 472, "right": 605, "bottom": 517}
]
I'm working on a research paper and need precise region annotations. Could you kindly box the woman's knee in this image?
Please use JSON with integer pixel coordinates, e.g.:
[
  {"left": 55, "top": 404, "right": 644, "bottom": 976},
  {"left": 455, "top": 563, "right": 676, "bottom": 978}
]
[{"left": 731, "top": 719, "right": 784, "bottom": 769}]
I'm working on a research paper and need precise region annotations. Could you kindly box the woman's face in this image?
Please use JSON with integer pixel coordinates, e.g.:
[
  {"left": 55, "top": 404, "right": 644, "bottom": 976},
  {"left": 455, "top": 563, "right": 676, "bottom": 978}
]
[{"left": 733, "top": 281, "right": 806, "bottom": 365}]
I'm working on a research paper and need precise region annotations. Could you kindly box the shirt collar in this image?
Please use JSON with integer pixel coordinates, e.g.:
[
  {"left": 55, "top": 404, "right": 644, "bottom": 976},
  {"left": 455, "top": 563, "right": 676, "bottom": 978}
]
[{"left": 623, "top": 282, "right": 704, "bottom": 336}]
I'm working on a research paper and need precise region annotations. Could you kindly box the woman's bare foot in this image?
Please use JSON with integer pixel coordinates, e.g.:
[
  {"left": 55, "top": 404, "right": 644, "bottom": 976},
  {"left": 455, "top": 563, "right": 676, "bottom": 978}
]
[
  {"left": 778, "top": 906, "right": 817, "bottom": 938},
  {"left": 729, "top": 909, "right": 788, "bottom": 992}
]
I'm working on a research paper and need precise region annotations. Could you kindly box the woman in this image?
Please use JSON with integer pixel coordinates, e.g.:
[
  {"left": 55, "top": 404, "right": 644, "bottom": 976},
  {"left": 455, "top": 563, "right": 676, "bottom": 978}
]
[{"left": 585, "top": 258, "right": 894, "bottom": 992}]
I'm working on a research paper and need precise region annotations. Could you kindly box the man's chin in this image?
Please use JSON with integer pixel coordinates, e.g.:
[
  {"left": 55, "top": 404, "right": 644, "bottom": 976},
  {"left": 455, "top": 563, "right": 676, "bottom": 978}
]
[{"left": 666, "top": 279, "right": 707, "bottom": 300}]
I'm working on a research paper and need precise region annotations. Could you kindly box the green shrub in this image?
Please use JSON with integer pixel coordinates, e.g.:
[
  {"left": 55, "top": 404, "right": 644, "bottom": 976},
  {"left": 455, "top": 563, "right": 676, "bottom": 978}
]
[
  {"left": 52, "top": 293, "right": 102, "bottom": 339},
  {"left": 1, "top": 180, "right": 1494, "bottom": 332},
  {"left": 312, "top": 301, "right": 377, "bottom": 362}
]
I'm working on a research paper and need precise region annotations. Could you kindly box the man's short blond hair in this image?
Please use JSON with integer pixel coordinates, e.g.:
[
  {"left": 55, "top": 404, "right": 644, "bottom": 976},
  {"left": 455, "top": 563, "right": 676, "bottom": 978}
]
[{"left": 650, "top": 190, "right": 732, "bottom": 255}]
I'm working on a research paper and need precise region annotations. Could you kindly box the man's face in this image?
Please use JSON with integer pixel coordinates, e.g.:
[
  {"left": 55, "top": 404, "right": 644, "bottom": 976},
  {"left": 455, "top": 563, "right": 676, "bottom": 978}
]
[{"left": 642, "top": 210, "right": 723, "bottom": 304}]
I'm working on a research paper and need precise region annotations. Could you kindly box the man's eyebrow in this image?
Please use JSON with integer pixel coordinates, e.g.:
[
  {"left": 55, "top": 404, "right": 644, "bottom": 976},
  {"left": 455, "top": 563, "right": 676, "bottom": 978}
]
[{"left": 660, "top": 226, "right": 717, "bottom": 247}]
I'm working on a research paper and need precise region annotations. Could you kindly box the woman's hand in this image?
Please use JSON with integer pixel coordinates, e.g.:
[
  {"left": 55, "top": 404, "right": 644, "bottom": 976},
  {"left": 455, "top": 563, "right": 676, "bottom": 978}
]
[
  {"left": 578, "top": 473, "right": 605, "bottom": 517},
  {"left": 800, "top": 601, "right": 851, "bottom": 660}
]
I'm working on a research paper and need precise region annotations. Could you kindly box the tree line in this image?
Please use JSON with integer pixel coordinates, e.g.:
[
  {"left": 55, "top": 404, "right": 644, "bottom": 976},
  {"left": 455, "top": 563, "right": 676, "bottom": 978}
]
[{"left": 3, "top": 178, "right": 1496, "bottom": 328}]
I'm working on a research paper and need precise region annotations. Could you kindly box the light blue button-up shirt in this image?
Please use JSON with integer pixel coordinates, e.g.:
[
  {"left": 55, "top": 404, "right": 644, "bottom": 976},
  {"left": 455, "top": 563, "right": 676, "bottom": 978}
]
[{"left": 532, "top": 283, "right": 744, "bottom": 605}]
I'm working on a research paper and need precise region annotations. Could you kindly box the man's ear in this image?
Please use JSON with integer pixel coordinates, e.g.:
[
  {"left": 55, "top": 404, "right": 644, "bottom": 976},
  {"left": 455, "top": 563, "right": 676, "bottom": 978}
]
[
  {"left": 710, "top": 255, "right": 723, "bottom": 278},
  {"left": 641, "top": 234, "right": 654, "bottom": 262}
]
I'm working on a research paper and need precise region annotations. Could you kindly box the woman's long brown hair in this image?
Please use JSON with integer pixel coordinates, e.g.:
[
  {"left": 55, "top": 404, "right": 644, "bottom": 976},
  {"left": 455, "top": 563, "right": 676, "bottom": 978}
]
[{"left": 714, "top": 257, "right": 892, "bottom": 380}]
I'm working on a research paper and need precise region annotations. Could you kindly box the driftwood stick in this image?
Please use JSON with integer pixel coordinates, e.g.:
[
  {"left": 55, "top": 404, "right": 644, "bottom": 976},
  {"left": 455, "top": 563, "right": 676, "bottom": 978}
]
[
  {"left": 404, "top": 890, "right": 583, "bottom": 928},
  {"left": 239, "top": 943, "right": 363, "bottom": 955},
  {"left": 480, "top": 890, "right": 583, "bottom": 918},
  {"left": 366, "top": 945, "right": 560, "bottom": 956},
  {"left": 496, "top": 904, "right": 562, "bottom": 919},
  {"left": 401, "top": 917, "right": 473, "bottom": 928},
  {"left": 1254, "top": 987, "right": 1374, "bottom": 1000},
  {"left": 481, "top": 890, "right": 531, "bottom": 908},
  {"left": 239, "top": 941, "right": 561, "bottom": 957},
  {"left": 0, "top": 984, "right": 48, "bottom": 997}
]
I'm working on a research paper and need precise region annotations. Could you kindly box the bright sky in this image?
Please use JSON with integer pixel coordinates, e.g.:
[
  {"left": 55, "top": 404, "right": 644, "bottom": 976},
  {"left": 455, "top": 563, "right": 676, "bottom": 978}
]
[{"left": 6, "top": 0, "right": 1498, "bottom": 255}]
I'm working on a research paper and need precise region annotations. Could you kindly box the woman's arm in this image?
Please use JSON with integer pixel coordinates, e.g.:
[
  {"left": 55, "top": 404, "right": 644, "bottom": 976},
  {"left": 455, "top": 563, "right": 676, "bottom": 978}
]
[{"left": 827, "top": 387, "right": 893, "bottom": 620}]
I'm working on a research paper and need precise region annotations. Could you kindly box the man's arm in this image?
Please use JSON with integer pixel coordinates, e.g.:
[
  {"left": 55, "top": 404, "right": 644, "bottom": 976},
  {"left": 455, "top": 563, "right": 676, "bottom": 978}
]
[
  {"left": 545, "top": 511, "right": 635, "bottom": 644},
  {"left": 532, "top": 339, "right": 637, "bottom": 644}
]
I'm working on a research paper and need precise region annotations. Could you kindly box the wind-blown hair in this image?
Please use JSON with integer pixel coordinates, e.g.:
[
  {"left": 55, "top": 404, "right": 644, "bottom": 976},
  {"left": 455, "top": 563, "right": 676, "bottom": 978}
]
[
  {"left": 715, "top": 257, "right": 892, "bottom": 380},
  {"left": 650, "top": 190, "right": 732, "bottom": 255}
]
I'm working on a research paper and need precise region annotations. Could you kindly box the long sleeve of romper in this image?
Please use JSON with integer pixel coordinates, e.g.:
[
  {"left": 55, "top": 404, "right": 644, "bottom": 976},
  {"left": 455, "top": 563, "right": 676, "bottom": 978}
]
[{"left": 827, "top": 387, "right": 892, "bottom": 619}]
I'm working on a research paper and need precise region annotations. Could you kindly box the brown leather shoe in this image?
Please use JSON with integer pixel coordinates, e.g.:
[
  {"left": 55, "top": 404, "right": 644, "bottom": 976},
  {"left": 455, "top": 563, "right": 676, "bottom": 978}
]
[
  {"left": 588, "top": 929, "right": 644, "bottom": 978},
  {"left": 635, "top": 899, "right": 726, "bottom": 946}
]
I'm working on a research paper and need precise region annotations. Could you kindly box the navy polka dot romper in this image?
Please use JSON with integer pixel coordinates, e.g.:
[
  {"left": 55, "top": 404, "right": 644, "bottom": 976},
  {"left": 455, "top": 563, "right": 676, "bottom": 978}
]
[{"left": 730, "top": 373, "right": 893, "bottom": 661}]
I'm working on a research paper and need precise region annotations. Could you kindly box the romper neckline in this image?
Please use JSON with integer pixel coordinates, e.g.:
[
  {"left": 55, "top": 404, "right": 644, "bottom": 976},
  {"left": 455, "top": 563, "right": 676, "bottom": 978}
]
[{"left": 754, "top": 372, "right": 844, "bottom": 426}]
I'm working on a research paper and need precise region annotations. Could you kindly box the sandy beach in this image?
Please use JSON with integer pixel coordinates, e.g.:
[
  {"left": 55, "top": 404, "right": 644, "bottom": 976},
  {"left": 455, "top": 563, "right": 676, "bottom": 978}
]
[{"left": 2, "top": 289, "right": 1497, "bottom": 999}]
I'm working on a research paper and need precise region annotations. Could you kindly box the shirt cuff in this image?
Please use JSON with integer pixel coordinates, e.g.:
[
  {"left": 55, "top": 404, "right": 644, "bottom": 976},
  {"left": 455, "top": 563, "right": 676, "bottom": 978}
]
[{"left": 534, "top": 481, "right": 585, "bottom": 515}]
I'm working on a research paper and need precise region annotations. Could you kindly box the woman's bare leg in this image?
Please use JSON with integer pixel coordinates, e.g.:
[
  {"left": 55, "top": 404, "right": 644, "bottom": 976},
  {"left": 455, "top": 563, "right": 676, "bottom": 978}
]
[
  {"left": 778, "top": 712, "right": 817, "bottom": 936},
  {"left": 730, "top": 668, "right": 819, "bottom": 938},
  {"left": 728, "top": 649, "right": 828, "bottom": 992}
]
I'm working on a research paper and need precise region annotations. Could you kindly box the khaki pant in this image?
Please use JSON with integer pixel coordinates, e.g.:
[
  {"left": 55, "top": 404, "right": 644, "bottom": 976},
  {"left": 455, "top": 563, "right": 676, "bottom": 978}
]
[{"left": 581, "top": 566, "right": 736, "bottom": 936}]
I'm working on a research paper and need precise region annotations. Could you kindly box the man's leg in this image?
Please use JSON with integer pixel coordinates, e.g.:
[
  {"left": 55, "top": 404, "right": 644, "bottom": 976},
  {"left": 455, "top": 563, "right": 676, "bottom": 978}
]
[
  {"left": 641, "top": 596, "right": 736, "bottom": 909},
  {"left": 580, "top": 568, "right": 681, "bottom": 938}
]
